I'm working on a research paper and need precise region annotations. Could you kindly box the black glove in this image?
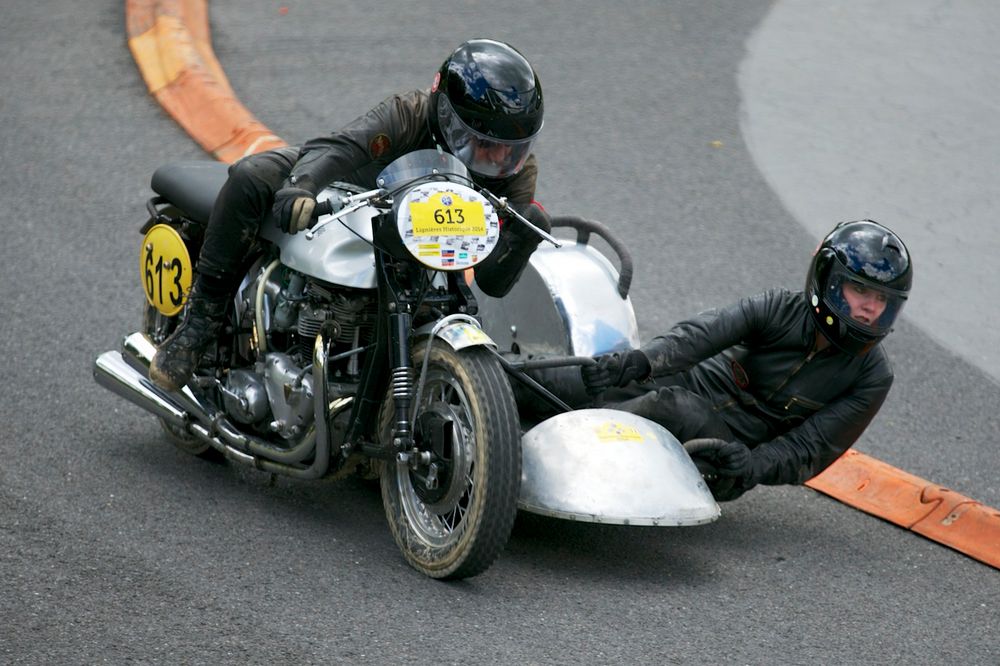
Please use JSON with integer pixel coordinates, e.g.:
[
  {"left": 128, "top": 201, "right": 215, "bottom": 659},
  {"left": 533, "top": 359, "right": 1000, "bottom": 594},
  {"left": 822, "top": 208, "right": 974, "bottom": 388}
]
[
  {"left": 506, "top": 201, "right": 552, "bottom": 242},
  {"left": 683, "top": 438, "right": 759, "bottom": 500},
  {"left": 580, "top": 349, "right": 651, "bottom": 396},
  {"left": 273, "top": 187, "right": 316, "bottom": 234},
  {"left": 475, "top": 202, "right": 552, "bottom": 298}
]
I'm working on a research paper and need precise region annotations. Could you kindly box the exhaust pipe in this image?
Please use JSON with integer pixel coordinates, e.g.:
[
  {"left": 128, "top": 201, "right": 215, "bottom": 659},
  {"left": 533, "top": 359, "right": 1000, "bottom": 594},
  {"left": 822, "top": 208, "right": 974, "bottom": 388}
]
[
  {"left": 93, "top": 350, "right": 191, "bottom": 430},
  {"left": 93, "top": 344, "right": 260, "bottom": 466},
  {"left": 93, "top": 332, "right": 249, "bottom": 460},
  {"left": 93, "top": 332, "right": 348, "bottom": 479},
  {"left": 96, "top": 332, "right": 220, "bottom": 437}
]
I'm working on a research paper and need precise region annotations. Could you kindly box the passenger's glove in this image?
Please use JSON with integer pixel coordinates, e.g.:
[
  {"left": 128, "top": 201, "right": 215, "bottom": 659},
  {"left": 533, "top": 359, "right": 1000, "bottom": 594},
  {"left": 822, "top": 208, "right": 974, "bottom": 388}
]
[
  {"left": 683, "top": 438, "right": 760, "bottom": 501},
  {"left": 273, "top": 187, "right": 316, "bottom": 234},
  {"left": 580, "top": 349, "right": 651, "bottom": 395}
]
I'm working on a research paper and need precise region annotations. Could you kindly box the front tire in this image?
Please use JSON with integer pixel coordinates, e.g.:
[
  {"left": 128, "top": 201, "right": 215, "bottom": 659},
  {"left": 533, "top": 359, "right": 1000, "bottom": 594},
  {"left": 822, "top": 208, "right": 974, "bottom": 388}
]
[{"left": 380, "top": 340, "right": 521, "bottom": 580}]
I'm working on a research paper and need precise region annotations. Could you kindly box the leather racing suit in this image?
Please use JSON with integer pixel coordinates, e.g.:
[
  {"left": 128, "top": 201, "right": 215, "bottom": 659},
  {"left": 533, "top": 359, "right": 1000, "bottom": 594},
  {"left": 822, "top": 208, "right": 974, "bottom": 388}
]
[
  {"left": 197, "top": 89, "right": 544, "bottom": 298},
  {"left": 605, "top": 288, "right": 894, "bottom": 488}
]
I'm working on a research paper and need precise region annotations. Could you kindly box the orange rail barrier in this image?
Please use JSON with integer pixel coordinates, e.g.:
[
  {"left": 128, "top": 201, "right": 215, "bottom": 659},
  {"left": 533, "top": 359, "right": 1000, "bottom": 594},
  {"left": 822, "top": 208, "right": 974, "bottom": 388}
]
[
  {"left": 806, "top": 450, "right": 1000, "bottom": 569},
  {"left": 125, "top": 0, "right": 287, "bottom": 163},
  {"left": 124, "top": 1, "right": 1000, "bottom": 571}
]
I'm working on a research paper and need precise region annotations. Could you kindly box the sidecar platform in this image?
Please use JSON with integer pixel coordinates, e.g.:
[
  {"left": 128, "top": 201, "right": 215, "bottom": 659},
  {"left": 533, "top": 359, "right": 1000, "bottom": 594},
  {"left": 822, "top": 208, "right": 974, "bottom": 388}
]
[{"left": 518, "top": 409, "right": 720, "bottom": 525}]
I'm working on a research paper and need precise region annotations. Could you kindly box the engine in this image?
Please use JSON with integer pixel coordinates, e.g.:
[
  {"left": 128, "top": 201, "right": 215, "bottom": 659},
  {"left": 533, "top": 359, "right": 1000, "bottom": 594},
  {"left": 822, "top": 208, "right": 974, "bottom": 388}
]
[{"left": 223, "top": 264, "right": 376, "bottom": 440}]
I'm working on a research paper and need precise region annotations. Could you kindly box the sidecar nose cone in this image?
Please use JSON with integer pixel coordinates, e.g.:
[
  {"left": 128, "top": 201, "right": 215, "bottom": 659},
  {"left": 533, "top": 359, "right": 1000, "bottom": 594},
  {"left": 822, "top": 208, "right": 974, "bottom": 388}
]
[{"left": 518, "top": 409, "right": 721, "bottom": 525}]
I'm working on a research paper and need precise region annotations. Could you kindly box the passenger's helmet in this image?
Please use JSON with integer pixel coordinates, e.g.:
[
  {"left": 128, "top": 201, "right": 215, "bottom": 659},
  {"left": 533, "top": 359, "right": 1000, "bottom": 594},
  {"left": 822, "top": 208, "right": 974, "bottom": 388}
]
[
  {"left": 805, "top": 220, "right": 912, "bottom": 356},
  {"left": 429, "top": 39, "right": 543, "bottom": 179}
]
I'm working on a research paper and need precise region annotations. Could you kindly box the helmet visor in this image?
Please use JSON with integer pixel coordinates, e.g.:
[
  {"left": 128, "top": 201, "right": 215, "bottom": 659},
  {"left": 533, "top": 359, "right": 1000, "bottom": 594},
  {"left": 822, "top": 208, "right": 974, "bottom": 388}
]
[
  {"left": 437, "top": 95, "right": 539, "bottom": 179},
  {"left": 823, "top": 263, "right": 907, "bottom": 337}
]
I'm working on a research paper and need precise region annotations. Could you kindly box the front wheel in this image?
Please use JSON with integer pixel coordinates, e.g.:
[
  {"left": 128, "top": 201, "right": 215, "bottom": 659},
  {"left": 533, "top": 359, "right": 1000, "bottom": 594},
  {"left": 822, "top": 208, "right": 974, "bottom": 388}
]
[{"left": 380, "top": 340, "right": 521, "bottom": 580}]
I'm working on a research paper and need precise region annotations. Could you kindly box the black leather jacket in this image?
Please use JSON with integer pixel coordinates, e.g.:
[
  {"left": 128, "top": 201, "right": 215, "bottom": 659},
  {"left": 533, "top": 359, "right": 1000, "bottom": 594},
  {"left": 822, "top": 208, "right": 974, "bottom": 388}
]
[
  {"left": 283, "top": 89, "right": 538, "bottom": 203},
  {"left": 640, "top": 288, "right": 894, "bottom": 485}
]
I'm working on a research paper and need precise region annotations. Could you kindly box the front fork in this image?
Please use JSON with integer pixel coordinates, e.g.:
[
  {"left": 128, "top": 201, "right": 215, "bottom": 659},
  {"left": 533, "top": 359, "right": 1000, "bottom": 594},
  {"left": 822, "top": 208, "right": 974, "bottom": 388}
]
[{"left": 388, "top": 310, "right": 416, "bottom": 451}]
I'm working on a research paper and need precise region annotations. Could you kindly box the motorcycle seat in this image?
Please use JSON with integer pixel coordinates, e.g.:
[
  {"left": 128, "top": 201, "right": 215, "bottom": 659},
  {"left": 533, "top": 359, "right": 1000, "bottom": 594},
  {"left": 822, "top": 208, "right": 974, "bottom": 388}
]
[{"left": 150, "top": 161, "right": 231, "bottom": 223}]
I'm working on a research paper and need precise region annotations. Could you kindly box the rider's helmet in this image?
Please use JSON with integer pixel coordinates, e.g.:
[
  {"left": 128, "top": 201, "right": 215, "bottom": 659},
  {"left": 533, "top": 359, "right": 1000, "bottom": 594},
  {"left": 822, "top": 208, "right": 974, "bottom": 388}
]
[
  {"left": 805, "top": 219, "right": 912, "bottom": 356},
  {"left": 429, "top": 39, "right": 544, "bottom": 179}
]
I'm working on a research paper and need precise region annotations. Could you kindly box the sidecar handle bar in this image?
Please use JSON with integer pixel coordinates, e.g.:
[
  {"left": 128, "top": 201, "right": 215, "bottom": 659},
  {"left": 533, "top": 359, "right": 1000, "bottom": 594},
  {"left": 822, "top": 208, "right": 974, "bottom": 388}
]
[
  {"left": 489, "top": 353, "right": 600, "bottom": 415},
  {"left": 550, "top": 216, "right": 634, "bottom": 299}
]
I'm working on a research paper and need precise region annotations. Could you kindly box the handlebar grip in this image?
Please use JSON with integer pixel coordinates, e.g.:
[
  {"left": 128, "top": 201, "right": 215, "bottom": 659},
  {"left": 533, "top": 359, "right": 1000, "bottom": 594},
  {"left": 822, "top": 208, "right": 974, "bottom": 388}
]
[{"left": 312, "top": 199, "right": 334, "bottom": 219}]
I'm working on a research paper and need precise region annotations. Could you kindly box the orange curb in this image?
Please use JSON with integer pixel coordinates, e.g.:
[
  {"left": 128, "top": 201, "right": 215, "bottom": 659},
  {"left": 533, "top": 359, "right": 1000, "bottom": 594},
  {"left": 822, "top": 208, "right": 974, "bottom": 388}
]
[
  {"left": 806, "top": 450, "right": 1000, "bottom": 569},
  {"left": 124, "top": 1, "right": 1000, "bottom": 572},
  {"left": 125, "top": 0, "right": 287, "bottom": 163}
]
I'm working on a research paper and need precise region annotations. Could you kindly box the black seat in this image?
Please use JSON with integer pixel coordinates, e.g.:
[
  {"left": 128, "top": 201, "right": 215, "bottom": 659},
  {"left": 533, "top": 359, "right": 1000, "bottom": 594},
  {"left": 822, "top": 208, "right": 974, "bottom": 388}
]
[{"left": 150, "top": 161, "right": 231, "bottom": 223}]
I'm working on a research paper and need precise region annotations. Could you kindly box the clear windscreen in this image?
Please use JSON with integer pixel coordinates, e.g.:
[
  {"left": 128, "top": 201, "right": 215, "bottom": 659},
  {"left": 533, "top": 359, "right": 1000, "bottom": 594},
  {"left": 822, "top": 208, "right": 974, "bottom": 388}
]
[{"left": 376, "top": 149, "right": 470, "bottom": 191}]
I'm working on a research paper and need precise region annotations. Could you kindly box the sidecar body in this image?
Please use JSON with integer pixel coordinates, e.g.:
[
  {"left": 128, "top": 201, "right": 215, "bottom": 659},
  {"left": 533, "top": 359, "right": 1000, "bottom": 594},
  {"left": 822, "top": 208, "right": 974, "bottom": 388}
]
[{"left": 472, "top": 220, "right": 720, "bottom": 526}]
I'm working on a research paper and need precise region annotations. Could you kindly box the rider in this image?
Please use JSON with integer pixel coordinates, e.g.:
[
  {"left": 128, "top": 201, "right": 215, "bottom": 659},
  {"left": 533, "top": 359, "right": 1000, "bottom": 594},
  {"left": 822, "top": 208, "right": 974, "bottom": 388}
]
[
  {"left": 576, "top": 220, "right": 913, "bottom": 501},
  {"left": 150, "top": 39, "right": 549, "bottom": 392}
]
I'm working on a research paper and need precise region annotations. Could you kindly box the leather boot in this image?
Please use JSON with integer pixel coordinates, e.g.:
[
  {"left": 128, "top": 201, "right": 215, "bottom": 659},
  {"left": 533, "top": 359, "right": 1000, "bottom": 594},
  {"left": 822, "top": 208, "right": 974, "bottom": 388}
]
[{"left": 149, "top": 285, "right": 228, "bottom": 392}]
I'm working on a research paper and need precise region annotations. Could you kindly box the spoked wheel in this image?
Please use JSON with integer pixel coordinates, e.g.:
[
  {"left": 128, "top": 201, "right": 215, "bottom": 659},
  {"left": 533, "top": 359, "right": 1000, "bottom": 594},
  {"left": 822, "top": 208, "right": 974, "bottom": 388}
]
[
  {"left": 142, "top": 302, "right": 222, "bottom": 462},
  {"left": 380, "top": 339, "right": 521, "bottom": 580}
]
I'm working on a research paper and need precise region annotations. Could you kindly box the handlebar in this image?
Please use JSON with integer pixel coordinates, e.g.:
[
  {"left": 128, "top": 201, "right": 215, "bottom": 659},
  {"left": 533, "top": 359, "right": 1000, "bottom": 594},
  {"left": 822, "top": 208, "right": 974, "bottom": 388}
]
[
  {"left": 305, "top": 199, "right": 634, "bottom": 301},
  {"left": 304, "top": 189, "right": 384, "bottom": 240},
  {"left": 311, "top": 199, "right": 334, "bottom": 219},
  {"left": 504, "top": 355, "right": 597, "bottom": 371}
]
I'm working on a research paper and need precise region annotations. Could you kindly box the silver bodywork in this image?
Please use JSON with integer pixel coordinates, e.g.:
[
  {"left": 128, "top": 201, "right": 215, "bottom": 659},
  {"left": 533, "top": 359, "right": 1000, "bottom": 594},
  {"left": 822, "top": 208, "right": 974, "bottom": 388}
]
[
  {"left": 519, "top": 409, "right": 720, "bottom": 525},
  {"left": 260, "top": 189, "right": 378, "bottom": 289},
  {"left": 472, "top": 241, "right": 640, "bottom": 357},
  {"left": 474, "top": 241, "right": 717, "bottom": 526}
]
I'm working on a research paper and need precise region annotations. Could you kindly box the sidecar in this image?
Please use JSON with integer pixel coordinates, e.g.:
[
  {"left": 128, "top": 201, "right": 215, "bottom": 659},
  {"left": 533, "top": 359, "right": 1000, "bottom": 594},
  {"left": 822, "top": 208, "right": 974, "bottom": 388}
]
[{"left": 471, "top": 217, "right": 720, "bottom": 526}]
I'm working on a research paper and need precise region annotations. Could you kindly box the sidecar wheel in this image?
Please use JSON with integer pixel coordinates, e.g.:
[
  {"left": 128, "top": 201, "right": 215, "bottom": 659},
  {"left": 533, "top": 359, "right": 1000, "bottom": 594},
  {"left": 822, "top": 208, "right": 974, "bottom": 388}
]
[{"left": 380, "top": 340, "right": 521, "bottom": 580}]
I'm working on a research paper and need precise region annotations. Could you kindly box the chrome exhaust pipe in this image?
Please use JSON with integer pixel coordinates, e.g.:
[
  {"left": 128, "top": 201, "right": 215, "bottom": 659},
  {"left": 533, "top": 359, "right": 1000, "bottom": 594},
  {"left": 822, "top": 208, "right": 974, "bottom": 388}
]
[
  {"left": 94, "top": 335, "right": 238, "bottom": 460},
  {"left": 121, "top": 331, "right": 157, "bottom": 372},
  {"left": 93, "top": 350, "right": 191, "bottom": 430},
  {"left": 94, "top": 349, "right": 258, "bottom": 466},
  {"left": 99, "top": 332, "right": 346, "bottom": 479}
]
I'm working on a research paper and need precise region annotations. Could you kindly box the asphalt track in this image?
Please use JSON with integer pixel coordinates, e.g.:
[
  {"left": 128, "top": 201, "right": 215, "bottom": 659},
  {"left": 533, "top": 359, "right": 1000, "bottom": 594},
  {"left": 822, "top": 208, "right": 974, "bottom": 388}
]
[{"left": 1, "top": 1, "right": 997, "bottom": 664}]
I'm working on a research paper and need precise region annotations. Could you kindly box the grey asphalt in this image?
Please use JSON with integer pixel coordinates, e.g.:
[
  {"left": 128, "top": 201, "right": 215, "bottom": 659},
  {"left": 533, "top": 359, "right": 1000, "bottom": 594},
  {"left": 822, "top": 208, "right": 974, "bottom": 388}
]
[{"left": 1, "top": 1, "right": 996, "bottom": 664}]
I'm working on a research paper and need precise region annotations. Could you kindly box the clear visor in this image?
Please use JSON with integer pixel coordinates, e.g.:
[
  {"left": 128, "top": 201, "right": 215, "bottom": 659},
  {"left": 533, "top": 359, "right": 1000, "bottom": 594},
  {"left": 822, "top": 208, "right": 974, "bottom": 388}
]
[
  {"left": 823, "top": 263, "right": 907, "bottom": 336},
  {"left": 437, "top": 96, "right": 539, "bottom": 179}
]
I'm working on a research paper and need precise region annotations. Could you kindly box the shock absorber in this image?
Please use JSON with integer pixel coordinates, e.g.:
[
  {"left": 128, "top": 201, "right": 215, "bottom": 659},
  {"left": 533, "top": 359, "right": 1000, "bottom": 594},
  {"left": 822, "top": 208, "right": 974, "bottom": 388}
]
[{"left": 389, "top": 311, "right": 415, "bottom": 449}]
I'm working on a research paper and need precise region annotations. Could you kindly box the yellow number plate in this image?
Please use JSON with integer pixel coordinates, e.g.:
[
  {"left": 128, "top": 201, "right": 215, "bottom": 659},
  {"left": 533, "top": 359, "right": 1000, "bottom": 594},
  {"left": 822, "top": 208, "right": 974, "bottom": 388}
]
[
  {"left": 409, "top": 191, "right": 487, "bottom": 237},
  {"left": 140, "top": 224, "right": 192, "bottom": 317}
]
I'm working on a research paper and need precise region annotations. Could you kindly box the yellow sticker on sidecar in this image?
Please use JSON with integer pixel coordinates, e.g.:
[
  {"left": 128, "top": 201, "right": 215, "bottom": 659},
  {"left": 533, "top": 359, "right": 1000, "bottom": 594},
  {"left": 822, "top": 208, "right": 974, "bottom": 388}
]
[
  {"left": 141, "top": 224, "right": 192, "bottom": 317},
  {"left": 409, "top": 191, "right": 487, "bottom": 237},
  {"left": 595, "top": 422, "right": 645, "bottom": 443}
]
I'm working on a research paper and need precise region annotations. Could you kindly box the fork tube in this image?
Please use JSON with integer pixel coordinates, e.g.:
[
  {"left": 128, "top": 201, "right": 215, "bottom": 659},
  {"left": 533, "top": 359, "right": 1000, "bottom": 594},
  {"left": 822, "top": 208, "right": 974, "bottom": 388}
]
[{"left": 389, "top": 311, "right": 415, "bottom": 450}]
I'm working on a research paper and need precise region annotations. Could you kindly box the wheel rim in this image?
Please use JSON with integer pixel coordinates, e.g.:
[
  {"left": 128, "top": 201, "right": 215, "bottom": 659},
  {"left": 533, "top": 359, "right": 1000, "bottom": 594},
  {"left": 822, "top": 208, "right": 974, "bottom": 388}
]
[{"left": 395, "top": 368, "right": 477, "bottom": 549}]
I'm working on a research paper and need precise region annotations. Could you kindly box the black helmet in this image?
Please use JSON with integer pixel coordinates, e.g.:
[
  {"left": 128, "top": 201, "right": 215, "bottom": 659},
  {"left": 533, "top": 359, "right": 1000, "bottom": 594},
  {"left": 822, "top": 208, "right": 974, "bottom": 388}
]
[
  {"left": 429, "top": 39, "right": 543, "bottom": 179},
  {"left": 805, "top": 220, "right": 912, "bottom": 356}
]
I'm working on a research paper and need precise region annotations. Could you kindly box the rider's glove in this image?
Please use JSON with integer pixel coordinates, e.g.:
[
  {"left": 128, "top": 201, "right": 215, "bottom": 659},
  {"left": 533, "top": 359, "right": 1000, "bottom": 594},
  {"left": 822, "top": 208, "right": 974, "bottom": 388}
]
[
  {"left": 683, "top": 438, "right": 761, "bottom": 501},
  {"left": 580, "top": 349, "right": 651, "bottom": 396},
  {"left": 475, "top": 202, "right": 551, "bottom": 298},
  {"left": 506, "top": 202, "right": 552, "bottom": 243},
  {"left": 273, "top": 187, "right": 316, "bottom": 234}
]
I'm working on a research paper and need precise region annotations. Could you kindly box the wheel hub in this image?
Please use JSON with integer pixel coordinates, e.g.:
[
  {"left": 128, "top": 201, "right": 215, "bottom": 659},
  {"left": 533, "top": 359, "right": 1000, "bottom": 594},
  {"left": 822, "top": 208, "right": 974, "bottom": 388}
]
[{"left": 407, "top": 403, "right": 470, "bottom": 512}]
